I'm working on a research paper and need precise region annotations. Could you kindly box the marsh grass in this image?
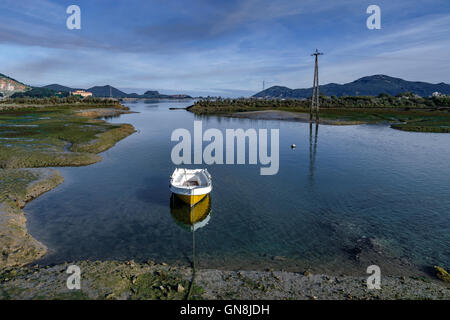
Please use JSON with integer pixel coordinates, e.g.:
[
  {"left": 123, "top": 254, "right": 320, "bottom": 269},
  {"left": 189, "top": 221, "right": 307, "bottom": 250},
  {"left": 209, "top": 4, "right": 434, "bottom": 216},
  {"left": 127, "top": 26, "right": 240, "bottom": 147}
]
[
  {"left": 0, "top": 105, "right": 135, "bottom": 168},
  {"left": 71, "top": 124, "right": 136, "bottom": 153},
  {"left": 318, "top": 108, "right": 450, "bottom": 132},
  {"left": 0, "top": 104, "right": 135, "bottom": 270},
  {"left": 0, "top": 169, "right": 37, "bottom": 205}
]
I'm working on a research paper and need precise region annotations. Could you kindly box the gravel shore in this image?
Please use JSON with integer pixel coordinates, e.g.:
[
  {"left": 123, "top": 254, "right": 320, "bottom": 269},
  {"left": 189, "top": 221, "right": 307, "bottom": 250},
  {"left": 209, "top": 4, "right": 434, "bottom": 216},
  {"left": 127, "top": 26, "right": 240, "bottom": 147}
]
[{"left": 1, "top": 260, "right": 449, "bottom": 300}]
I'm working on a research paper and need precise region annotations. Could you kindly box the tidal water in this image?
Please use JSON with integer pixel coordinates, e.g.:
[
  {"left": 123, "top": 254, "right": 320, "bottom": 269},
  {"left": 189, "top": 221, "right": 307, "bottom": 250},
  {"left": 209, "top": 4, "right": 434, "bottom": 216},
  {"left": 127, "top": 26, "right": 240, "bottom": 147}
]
[{"left": 26, "top": 101, "right": 450, "bottom": 276}]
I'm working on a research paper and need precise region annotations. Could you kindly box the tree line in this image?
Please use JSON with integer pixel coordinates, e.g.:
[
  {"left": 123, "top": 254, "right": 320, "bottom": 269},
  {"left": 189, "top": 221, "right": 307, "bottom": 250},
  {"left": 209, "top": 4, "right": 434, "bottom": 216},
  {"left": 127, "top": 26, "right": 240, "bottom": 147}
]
[
  {"left": 194, "top": 93, "right": 450, "bottom": 109},
  {"left": 1, "top": 95, "right": 121, "bottom": 105}
]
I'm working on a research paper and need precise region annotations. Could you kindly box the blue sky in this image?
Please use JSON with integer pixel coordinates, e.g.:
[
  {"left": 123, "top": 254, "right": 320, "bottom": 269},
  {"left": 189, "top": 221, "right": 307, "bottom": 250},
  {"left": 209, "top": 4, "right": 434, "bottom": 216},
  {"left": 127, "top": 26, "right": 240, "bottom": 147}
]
[{"left": 1, "top": 0, "right": 449, "bottom": 97}]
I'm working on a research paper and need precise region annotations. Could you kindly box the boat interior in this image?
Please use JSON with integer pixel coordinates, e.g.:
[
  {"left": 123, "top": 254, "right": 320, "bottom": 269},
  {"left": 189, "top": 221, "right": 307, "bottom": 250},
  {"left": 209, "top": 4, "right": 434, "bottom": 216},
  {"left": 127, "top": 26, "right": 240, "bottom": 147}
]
[{"left": 172, "top": 170, "right": 209, "bottom": 188}]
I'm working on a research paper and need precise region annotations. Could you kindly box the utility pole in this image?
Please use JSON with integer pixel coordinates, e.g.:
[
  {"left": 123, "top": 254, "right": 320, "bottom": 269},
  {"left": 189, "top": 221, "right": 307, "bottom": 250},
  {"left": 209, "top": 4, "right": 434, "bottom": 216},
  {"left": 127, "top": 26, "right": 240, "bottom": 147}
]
[
  {"left": 310, "top": 49, "right": 323, "bottom": 122},
  {"left": 262, "top": 80, "right": 265, "bottom": 91}
]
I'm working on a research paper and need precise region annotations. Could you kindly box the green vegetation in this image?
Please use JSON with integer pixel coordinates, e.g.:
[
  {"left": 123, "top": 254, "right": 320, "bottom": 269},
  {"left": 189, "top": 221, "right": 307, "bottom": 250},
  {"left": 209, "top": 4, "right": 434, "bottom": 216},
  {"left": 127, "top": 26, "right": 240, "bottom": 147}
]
[
  {"left": 130, "top": 271, "right": 203, "bottom": 300},
  {"left": 10, "top": 88, "right": 69, "bottom": 99},
  {"left": 0, "top": 104, "right": 135, "bottom": 168},
  {"left": 0, "top": 169, "right": 37, "bottom": 205},
  {"left": 0, "top": 261, "right": 205, "bottom": 300},
  {"left": 0, "top": 169, "right": 63, "bottom": 269},
  {"left": 0, "top": 101, "right": 135, "bottom": 270},
  {"left": 189, "top": 94, "right": 450, "bottom": 132},
  {"left": 1, "top": 95, "right": 122, "bottom": 106},
  {"left": 191, "top": 93, "right": 450, "bottom": 111}
]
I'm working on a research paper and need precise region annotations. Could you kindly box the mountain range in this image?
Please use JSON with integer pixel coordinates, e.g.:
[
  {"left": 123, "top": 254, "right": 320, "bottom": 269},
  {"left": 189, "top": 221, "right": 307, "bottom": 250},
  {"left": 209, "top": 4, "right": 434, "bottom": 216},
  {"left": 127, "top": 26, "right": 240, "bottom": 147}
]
[
  {"left": 42, "top": 84, "right": 192, "bottom": 99},
  {"left": 0, "top": 74, "right": 192, "bottom": 99},
  {"left": 253, "top": 75, "right": 450, "bottom": 99},
  {"left": 3, "top": 73, "right": 450, "bottom": 100}
]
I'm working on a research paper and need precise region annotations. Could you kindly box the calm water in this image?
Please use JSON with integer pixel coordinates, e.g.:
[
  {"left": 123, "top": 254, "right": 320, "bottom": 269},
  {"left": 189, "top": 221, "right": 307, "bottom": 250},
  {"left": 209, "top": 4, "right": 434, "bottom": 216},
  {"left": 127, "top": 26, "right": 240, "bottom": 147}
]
[{"left": 26, "top": 101, "right": 450, "bottom": 276}]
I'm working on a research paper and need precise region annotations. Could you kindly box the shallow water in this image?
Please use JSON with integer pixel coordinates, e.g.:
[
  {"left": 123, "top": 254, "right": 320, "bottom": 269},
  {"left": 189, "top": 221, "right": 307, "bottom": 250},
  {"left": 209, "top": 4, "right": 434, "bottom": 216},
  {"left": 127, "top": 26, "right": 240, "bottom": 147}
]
[{"left": 26, "top": 101, "right": 450, "bottom": 275}]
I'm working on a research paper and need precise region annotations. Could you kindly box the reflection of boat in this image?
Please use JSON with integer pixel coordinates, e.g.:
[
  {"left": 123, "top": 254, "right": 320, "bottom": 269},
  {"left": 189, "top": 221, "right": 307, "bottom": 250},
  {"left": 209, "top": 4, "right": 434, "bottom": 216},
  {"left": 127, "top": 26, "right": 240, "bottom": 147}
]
[
  {"left": 169, "top": 193, "right": 212, "bottom": 298},
  {"left": 170, "top": 168, "right": 212, "bottom": 207},
  {"left": 170, "top": 194, "right": 211, "bottom": 231}
]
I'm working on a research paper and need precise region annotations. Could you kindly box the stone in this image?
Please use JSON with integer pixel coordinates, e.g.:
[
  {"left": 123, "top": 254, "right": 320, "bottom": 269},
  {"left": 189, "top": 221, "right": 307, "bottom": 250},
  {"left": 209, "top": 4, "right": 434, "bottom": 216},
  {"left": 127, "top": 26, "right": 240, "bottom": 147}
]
[
  {"left": 273, "top": 256, "right": 287, "bottom": 261},
  {"left": 105, "top": 293, "right": 115, "bottom": 300},
  {"left": 177, "top": 284, "right": 185, "bottom": 293},
  {"left": 434, "top": 266, "right": 450, "bottom": 283}
]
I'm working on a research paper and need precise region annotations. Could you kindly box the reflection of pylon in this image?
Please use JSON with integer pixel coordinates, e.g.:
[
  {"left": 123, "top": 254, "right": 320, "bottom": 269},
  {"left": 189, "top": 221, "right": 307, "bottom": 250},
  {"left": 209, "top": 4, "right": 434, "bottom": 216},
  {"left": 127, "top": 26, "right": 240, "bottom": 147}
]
[{"left": 310, "top": 49, "right": 324, "bottom": 122}]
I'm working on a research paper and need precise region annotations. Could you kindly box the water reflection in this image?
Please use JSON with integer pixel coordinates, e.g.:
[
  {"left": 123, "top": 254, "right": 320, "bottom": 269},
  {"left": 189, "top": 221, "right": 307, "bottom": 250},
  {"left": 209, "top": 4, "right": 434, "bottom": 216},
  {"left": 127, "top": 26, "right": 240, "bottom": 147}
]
[
  {"left": 101, "top": 114, "right": 123, "bottom": 121},
  {"left": 170, "top": 194, "right": 212, "bottom": 232},
  {"left": 170, "top": 194, "right": 212, "bottom": 280},
  {"left": 309, "top": 122, "right": 319, "bottom": 185},
  {"left": 25, "top": 101, "right": 450, "bottom": 272}
]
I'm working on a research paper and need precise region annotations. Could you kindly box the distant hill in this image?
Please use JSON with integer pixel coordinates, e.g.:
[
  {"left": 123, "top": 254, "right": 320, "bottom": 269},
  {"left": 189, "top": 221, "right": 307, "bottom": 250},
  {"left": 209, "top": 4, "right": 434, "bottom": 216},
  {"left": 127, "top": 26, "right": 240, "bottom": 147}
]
[
  {"left": 0, "top": 73, "right": 30, "bottom": 97},
  {"left": 1, "top": 73, "right": 192, "bottom": 100},
  {"left": 253, "top": 75, "right": 450, "bottom": 98},
  {"left": 42, "top": 84, "right": 75, "bottom": 92},
  {"left": 126, "top": 90, "right": 163, "bottom": 98},
  {"left": 85, "top": 85, "right": 192, "bottom": 99},
  {"left": 86, "top": 85, "right": 128, "bottom": 98},
  {"left": 144, "top": 90, "right": 160, "bottom": 97},
  {"left": 11, "top": 87, "right": 69, "bottom": 99},
  {"left": 41, "top": 84, "right": 129, "bottom": 97}
]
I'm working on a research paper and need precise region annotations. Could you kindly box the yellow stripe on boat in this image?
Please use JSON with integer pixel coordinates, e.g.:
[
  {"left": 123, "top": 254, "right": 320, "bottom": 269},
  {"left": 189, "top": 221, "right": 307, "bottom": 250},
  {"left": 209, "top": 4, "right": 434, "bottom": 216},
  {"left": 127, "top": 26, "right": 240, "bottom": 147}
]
[
  {"left": 170, "top": 194, "right": 211, "bottom": 230},
  {"left": 175, "top": 193, "right": 207, "bottom": 207}
]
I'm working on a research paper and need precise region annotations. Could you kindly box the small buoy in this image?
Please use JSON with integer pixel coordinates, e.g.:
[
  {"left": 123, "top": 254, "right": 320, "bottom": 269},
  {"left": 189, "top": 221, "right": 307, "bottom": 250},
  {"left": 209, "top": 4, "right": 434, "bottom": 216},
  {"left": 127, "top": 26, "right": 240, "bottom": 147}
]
[{"left": 291, "top": 144, "right": 296, "bottom": 149}]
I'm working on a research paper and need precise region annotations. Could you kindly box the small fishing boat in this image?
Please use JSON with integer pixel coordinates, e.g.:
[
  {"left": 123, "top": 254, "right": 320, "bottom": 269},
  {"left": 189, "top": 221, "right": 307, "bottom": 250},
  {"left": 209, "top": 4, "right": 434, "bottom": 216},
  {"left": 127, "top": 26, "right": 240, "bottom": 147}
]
[{"left": 170, "top": 168, "right": 212, "bottom": 207}]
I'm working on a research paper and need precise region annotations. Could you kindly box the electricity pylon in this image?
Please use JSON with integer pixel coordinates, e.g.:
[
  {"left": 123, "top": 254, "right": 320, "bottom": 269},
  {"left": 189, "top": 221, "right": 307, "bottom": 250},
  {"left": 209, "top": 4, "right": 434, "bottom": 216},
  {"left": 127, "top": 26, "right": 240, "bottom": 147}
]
[{"left": 310, "top": 49, "right": 323, "bottom": 122}]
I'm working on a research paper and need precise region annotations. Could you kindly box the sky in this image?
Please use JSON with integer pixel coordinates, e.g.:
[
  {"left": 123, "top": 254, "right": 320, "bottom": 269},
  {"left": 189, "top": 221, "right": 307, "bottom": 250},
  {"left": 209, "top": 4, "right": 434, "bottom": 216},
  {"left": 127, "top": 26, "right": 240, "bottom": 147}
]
[{"left": 1, "top": 0, "right": 450, "bottom": 97}]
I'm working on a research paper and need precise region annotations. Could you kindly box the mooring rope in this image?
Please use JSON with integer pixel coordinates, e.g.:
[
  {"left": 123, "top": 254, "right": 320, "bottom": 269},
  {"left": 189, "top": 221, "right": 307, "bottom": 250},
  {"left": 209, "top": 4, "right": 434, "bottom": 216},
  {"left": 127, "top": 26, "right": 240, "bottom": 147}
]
[{"left": 186, "top": 228, "right": 196, "bottom": 300}]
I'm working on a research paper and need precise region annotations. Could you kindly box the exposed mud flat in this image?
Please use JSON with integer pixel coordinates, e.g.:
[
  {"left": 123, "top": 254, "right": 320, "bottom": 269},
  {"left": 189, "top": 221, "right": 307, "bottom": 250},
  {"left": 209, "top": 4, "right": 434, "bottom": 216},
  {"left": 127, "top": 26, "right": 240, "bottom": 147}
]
[
  {"left": 75, "top": 108, "right": 135, "bottom": 118},
  {"left": 227, "top": 110, "right": 365, "bottom": 125}
]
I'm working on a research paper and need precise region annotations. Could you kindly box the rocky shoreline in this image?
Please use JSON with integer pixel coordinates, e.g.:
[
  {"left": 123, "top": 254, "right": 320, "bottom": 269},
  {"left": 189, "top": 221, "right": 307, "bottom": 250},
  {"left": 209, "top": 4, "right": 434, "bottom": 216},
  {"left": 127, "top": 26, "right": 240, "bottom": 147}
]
[{"left": 1, "top": 260, "right": 449, "bottom": 300}]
